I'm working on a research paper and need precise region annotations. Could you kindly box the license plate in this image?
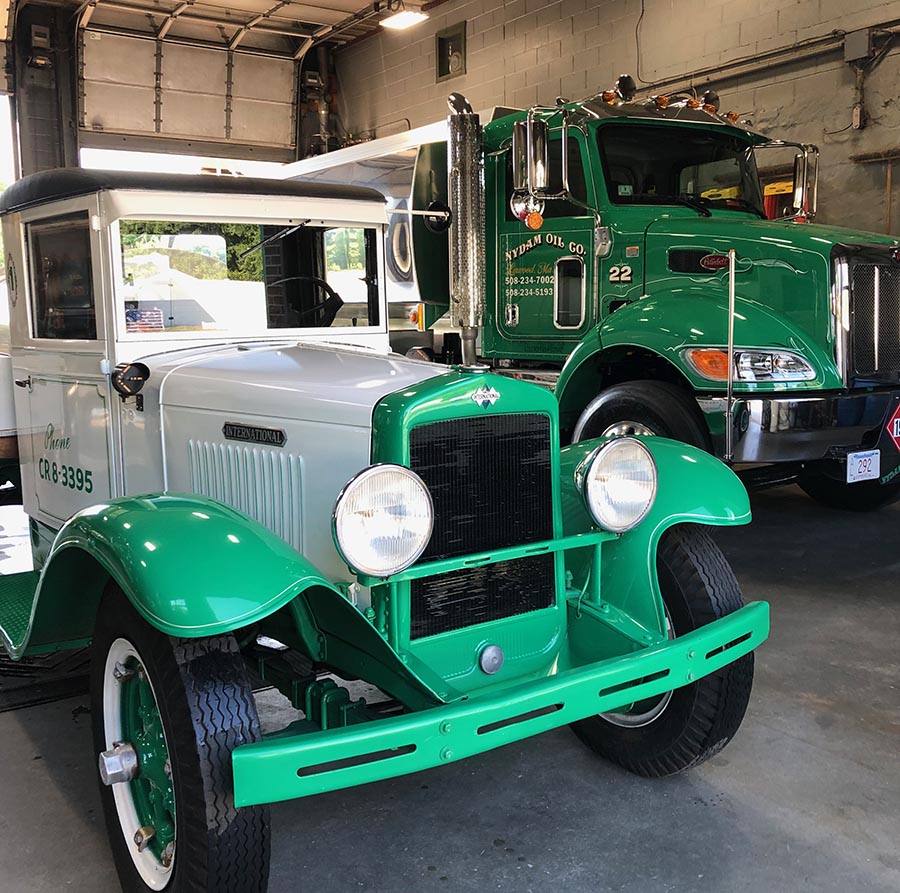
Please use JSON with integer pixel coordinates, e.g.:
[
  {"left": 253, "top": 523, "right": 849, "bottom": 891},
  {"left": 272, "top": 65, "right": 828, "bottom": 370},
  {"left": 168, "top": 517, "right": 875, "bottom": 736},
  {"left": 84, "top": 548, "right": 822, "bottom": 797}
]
[{"left": 847, "top": 449, "right": 880, "bottom": 483}]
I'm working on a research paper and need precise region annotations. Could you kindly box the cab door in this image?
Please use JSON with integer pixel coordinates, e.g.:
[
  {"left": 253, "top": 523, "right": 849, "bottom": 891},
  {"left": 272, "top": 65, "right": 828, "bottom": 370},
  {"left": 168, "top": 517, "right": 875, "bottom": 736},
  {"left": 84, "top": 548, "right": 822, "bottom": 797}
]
[
  {"left": 495, "top": 131, "right": 596, "bottom": 350},
  {"left": 11, "top": 199, "right": 116, "bottom": 527}
]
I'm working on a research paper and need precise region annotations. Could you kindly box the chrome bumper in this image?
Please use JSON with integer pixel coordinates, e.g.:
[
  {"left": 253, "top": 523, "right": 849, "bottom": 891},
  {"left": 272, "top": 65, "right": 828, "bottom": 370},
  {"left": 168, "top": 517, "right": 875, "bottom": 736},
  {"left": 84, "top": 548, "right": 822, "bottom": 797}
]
[{"left": 699, "top": 391, "right": 898, "bottom": 464}]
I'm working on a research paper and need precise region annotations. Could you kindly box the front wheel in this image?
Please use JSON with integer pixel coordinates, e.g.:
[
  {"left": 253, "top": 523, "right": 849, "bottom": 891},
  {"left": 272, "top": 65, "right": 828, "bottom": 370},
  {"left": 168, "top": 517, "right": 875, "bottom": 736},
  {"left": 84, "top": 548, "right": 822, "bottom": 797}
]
[
  {"left": 91, "top": 589, "right": 270, "bottom": 892},
  {"left": 570, "top": 525, "right": 754, "bottom": 777},
  {"left": 572, "top": 380, "right": 710, "bottom": 448},
  {"left": 799, "top": 463, "right": 900, "bottom": 511}
]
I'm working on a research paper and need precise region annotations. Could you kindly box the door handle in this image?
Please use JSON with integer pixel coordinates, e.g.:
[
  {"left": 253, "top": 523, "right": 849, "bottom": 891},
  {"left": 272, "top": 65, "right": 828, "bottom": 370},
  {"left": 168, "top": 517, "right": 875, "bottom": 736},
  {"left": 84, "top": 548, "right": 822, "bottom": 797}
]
[{"left": 14, "top": 377, "right": 32, "bottom": 390}]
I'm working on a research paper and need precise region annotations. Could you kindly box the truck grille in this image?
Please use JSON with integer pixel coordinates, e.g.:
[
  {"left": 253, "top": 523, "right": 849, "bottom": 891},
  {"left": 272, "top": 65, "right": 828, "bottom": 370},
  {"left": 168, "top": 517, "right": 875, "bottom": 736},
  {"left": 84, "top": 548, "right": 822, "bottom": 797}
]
[
  {"left": 408, "top": 413, "right": 554, "bottom": 639},
  {"left": 851, "top": 262, "right": 900, "bottom": 377}
]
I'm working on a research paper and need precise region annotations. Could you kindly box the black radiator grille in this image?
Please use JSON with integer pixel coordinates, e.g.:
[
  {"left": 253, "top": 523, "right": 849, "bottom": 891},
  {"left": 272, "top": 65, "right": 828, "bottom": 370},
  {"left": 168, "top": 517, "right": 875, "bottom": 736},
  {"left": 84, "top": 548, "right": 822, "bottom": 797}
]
[
  {"left": 851, "top": 263, "right": 900, "bottom": 376},
  {"left": 408, "top": 413, "right": 554, "bottom": 638}
]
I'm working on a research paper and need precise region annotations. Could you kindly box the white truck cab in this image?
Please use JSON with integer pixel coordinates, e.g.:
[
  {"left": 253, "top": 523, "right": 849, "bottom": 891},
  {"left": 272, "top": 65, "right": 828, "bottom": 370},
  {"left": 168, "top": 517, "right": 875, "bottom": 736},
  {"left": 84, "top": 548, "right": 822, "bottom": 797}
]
[{"left": 0, "top": 169, "right": 418, "bottom": 568}]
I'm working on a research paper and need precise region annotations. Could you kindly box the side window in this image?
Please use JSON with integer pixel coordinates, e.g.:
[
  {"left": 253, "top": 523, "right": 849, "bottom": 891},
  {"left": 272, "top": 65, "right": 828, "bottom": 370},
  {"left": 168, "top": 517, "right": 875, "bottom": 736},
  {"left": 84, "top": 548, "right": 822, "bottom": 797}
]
[
  {"left": 28, "top": 214, "right": 97, "bottom": 340},
  {"left": 555, "top": 257, "right": 584, "bottom": 328}
]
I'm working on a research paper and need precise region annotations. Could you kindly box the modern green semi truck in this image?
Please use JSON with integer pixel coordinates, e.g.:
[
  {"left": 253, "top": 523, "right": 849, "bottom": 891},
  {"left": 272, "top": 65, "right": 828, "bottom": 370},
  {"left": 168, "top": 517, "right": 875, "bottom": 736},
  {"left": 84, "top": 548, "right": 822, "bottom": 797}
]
[{"left": 284, "top": 80, "right": 900, "bottom": 511}]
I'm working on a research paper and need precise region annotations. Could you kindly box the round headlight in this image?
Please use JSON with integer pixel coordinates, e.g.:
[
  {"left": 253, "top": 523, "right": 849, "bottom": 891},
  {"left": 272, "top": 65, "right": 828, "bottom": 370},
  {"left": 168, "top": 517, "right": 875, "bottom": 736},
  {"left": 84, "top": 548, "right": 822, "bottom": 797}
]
[
  {"left": 577, "top": 438, "right": 657, "bottom": 532},
  {"left": 333, "top": 465, "right": 434, "bottom": 577}
]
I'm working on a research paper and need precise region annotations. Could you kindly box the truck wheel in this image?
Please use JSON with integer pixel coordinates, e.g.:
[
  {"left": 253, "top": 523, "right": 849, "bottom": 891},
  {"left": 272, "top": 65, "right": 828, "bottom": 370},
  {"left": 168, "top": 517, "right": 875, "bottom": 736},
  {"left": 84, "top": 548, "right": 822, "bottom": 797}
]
[
  {"left": 798, "top": 466, "right": 900, "bottom": 511},
  {"left": 91, "top": 589, "right": 270, "bottom": 892},
  {"left": 572, "top": 380, "right": 709, "bottom": 448},
  {"left": 570, "top": 525, "right": 754, "bottom": 777}
]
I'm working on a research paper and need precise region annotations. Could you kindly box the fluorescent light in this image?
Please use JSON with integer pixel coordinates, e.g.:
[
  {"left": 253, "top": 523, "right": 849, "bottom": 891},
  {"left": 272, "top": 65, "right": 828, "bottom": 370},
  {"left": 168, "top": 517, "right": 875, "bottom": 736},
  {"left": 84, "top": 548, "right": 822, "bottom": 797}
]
[{"left": 381, "top": 10, "right": 428, "bottom": 29}]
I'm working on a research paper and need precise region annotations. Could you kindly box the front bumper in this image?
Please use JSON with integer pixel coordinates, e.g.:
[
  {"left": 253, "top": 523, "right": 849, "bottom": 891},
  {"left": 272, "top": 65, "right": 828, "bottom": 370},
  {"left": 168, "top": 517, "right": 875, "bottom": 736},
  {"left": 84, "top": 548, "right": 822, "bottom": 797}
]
[
  {"left": 232, "top": 600, "right": 769, "bottom": 807},
  {"left": 699, "top": 390, "right": 900, "bottom": 464}
]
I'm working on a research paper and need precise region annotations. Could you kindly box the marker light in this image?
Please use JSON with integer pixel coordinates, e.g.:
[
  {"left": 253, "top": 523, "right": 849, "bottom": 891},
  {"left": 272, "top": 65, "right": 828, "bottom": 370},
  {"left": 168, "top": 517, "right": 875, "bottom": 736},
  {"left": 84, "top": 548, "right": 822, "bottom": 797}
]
[
  {"left": 601, "top": 91, "right": 617, "bottom": 104},
  {"left": 686, "top": 98, "right": 700, "bottom": 109},
  {"left": 654, "top": 95, "right": 670, "bottom": 109},
  {"left": 525, "top": 211, "right": 544, "bottom": 230},
  {"left": 726, "top": 111, "right": 740, "bottom": 124},
  {"left": 333, "top": 465, "right": 433, "bottom": 577},
  {"left": 576, "top": 438, "right": 657, "bottom": 533},
  {"left": 702, "top": 89, "right": 720, "bottom": 111},
  {"left": 703, "top": 104, "right": 718, "bottom": 114}
]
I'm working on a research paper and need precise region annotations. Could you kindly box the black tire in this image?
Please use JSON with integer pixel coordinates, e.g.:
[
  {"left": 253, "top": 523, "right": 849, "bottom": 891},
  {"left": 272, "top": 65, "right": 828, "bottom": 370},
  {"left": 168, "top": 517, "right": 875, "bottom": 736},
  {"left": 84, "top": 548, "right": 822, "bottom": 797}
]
[
  {"left": 91, "top": 588, "right": 270, "bottom": 892},
  {"left": 572, "top": 380, "right": 710, "bottom": 448},
  {"left": 570, "top": 525, "right": 754, "bottom": 777},
  {"left": 798, "top": 464, "right": 900, "bottom": 511}
]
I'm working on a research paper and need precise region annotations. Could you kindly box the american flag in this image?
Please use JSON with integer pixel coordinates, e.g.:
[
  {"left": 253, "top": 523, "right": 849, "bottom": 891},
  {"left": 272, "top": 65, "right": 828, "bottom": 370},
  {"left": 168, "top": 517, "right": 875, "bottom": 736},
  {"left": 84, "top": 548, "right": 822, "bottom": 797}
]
[{"left": 125, "top": 308, "right": 165, "bottom": 333}]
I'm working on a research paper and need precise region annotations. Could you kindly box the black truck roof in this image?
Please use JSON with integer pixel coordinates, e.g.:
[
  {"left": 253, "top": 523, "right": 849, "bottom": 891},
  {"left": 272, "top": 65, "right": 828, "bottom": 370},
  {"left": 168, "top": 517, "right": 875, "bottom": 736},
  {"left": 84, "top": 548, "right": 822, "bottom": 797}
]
[{"left": 0, "top": 167, "right": 386, "bottom": 215}]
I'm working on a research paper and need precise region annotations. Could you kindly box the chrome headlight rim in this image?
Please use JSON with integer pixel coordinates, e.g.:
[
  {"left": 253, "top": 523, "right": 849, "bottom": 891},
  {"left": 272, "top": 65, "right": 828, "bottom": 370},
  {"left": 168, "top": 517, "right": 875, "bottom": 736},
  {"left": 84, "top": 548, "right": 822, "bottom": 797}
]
[
  {"left": 576, "top": 437, "right": 658, "bottom": 533},
  {"left": 332, "top": 463, "right": 434, "bottom": 578}
]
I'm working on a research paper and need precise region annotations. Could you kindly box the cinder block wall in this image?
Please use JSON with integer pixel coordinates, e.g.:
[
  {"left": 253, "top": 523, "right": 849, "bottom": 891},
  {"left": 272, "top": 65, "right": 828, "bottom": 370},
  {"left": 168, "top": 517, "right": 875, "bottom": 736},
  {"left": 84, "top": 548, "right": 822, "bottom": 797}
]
[{"left": 334, "top": 0, "right": 900, "bottom": 233}]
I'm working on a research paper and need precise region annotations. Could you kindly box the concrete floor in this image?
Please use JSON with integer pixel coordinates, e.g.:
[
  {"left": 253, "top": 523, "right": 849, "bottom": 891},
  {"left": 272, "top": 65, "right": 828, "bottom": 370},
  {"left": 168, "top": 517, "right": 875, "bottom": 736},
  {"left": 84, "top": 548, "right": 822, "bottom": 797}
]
[{"left": 1, "top": 486, "right": 899, "bottom": 892}]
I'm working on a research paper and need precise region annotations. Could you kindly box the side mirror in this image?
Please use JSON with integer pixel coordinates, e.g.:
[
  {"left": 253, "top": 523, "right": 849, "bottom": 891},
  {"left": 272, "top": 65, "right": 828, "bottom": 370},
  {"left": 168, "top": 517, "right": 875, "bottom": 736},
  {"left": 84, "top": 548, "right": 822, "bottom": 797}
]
[
  {"left": 792, "top": 152, "right": 805, "bottom": 214},
  {"left": 512, "top": 118, "right": 549, "bottom": 194}
]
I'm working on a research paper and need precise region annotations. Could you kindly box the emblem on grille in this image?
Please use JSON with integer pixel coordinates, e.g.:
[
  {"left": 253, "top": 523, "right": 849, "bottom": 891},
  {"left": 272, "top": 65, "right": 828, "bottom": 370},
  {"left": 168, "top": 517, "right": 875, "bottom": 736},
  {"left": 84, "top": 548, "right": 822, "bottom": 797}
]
[{"left": 471, "top": 384, "right": 500, "bottom": 408}]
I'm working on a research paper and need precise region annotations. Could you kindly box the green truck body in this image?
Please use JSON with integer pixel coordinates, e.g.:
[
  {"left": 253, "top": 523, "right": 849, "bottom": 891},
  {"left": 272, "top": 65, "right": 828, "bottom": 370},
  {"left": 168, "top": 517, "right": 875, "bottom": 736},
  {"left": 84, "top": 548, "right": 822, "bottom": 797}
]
[{"left": 285, "top": 87, "right": 900, "bottom": 510}]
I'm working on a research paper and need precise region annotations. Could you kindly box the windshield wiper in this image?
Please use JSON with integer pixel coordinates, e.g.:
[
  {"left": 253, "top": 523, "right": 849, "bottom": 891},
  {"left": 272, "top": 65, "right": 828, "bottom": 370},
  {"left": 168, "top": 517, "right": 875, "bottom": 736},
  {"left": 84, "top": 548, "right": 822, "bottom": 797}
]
[
  {"left": 669, "top": 194, "right": 712, "bottom": 217},
  {"left": 706, "top": 196, "right": 767, "bottom": 219},
  {"left": 239, "top": 219, "right": 310, "bottom": 260}
]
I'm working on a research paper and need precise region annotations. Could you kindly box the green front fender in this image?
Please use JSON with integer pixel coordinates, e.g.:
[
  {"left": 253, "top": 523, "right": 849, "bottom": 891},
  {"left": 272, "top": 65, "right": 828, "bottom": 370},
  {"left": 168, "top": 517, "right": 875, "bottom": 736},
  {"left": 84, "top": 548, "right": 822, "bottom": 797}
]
[
  {"left": 560, "top": 436, "right": 750, "bottom": 632},
  {"left": 38, "top": 494, "right": 339, "bottom": 637},
  {"left": 24, "top": 494, "right": 446, "bottom": 710}
]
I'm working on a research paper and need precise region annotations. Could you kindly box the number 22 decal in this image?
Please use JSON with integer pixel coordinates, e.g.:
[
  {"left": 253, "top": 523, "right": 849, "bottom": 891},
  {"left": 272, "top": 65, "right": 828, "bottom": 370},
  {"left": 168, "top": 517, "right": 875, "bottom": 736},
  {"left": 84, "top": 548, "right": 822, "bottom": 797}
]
[{"left": 609, "top": 265, "right": 633, "bottom": 283}]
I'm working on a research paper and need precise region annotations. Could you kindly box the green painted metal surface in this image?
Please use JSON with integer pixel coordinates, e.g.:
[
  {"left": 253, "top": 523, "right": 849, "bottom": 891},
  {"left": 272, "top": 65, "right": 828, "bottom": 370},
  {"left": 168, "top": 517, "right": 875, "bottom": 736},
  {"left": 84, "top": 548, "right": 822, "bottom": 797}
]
[
  {"left": 558, "top": 434, "right": 751, "bottom": 651},
  {"left": 232, "top": 599, "right": 769, "bottom": 806}
]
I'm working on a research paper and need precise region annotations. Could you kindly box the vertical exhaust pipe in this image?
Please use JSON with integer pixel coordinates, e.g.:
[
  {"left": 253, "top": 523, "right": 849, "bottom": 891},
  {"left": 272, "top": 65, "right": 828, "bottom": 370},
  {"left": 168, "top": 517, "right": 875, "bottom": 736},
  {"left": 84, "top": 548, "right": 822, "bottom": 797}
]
[{"left": 447, "top": 93, "right": 486, "bottom": 366}]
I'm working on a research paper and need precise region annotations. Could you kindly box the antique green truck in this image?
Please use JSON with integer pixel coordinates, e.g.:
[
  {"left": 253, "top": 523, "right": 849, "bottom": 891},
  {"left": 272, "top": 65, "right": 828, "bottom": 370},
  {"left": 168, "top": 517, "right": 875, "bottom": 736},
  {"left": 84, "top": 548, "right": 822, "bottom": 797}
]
[
  {"left": 0, "top": 154, "right": 767, "bottom": 891},
  {"left": 285, "top": 81, "right": 900, "bottom": 511}
]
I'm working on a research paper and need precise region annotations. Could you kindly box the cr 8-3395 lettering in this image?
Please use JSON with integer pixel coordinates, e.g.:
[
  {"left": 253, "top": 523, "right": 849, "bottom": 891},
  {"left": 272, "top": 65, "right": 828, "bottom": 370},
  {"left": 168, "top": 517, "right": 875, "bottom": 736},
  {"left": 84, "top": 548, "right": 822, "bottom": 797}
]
[{"left": 38, "top": 458, "right": 93, "bottom": 493}]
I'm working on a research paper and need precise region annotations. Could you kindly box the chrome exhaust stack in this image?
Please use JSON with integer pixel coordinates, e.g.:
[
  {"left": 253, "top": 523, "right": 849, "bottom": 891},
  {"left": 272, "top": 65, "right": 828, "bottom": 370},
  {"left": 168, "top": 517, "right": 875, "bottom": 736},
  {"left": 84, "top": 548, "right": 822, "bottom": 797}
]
[{"left": 447, "top": 93, "right": 486, "bottom": 367}]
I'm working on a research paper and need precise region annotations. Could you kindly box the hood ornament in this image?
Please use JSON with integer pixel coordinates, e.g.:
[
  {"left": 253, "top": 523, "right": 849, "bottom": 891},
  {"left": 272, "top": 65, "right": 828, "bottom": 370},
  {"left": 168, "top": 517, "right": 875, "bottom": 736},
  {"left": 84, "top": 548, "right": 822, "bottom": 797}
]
[{"left": 471, "top": 384, "right": 500, "bottom": 408}]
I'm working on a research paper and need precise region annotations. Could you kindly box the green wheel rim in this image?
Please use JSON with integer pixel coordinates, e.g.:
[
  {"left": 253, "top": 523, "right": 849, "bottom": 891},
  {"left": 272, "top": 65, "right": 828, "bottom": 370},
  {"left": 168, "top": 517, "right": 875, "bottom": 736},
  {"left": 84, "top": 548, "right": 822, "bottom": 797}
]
[
  {"left": 102, "top": 637, "right": 176, "bottom": 890},
  {"left": 120, "top": 657, "right": 176, "bottom": 860}
]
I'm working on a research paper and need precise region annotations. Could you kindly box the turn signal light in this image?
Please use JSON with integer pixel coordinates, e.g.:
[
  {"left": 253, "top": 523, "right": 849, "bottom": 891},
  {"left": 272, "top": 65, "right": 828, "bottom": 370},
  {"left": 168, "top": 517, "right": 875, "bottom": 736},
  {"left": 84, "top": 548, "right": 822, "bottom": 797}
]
[
  {"left": 525, "top": 211, "right": 544, "bottom": 230},
  {"left": 685, "top": 348, "right": 730, "bottom": 380},
  {"left": 654, "top": 95, "right": 670, "bottom": 109}
]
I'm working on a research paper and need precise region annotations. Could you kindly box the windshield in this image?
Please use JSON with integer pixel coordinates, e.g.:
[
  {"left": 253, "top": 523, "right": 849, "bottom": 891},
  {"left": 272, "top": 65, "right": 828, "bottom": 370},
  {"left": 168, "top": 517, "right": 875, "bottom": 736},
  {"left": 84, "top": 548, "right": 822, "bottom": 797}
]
[
  {"left": 597, "top": 123, "right": 765, "bottom": 216},
  {"left": 118, "top": 219, "right": 380, "bottom": 337}
]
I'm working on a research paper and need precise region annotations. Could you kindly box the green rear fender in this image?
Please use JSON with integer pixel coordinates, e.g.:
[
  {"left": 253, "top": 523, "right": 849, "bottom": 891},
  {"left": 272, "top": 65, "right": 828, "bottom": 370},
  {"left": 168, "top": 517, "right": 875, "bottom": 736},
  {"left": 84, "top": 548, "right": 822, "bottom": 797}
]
[{"left": 560, "top": 436, "right": 750, "bottom": 632}]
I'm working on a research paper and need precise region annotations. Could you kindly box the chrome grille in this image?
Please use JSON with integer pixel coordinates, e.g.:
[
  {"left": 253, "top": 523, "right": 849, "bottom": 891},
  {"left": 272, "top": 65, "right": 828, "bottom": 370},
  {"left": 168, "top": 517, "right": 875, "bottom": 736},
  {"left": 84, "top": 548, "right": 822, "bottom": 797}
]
[{"left": 851, "top": 262, "right": 900, "bottom": 377}]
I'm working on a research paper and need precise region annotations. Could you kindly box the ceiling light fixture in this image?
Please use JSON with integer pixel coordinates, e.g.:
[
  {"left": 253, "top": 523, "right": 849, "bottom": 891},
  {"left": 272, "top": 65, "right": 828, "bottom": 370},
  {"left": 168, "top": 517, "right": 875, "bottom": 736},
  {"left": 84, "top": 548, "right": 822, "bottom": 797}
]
[{"left": 377, "top": 1, "right": 429, "bottom": 31}]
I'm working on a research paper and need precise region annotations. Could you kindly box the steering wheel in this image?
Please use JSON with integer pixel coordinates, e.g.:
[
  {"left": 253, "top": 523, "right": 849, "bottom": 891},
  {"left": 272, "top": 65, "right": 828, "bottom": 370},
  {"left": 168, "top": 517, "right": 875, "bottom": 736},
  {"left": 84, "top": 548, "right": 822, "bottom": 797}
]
[{"left": 270, "top": 275, "right": 344, "bottom": 325}]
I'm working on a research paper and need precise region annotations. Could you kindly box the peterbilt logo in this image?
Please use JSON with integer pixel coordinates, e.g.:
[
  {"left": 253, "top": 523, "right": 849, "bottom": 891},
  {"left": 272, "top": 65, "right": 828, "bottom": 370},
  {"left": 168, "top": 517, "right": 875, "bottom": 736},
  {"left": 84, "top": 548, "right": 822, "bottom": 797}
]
[
  {"left": 222, "top": 422, "right": 287, "bottom": 447},
  {"left": 471, "top": 385, "right": 500, "bottom": 408},
  {"left": 700, "top": 253, "right": 731, "bottom": 271}
]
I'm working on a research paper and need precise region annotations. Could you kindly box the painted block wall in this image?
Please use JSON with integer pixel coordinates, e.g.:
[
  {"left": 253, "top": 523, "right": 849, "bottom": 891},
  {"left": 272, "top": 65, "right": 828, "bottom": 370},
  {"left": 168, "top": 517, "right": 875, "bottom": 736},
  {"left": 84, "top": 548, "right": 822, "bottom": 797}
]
[{"left": 334, "top": 0, "right": 900, "bottom": 234}]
